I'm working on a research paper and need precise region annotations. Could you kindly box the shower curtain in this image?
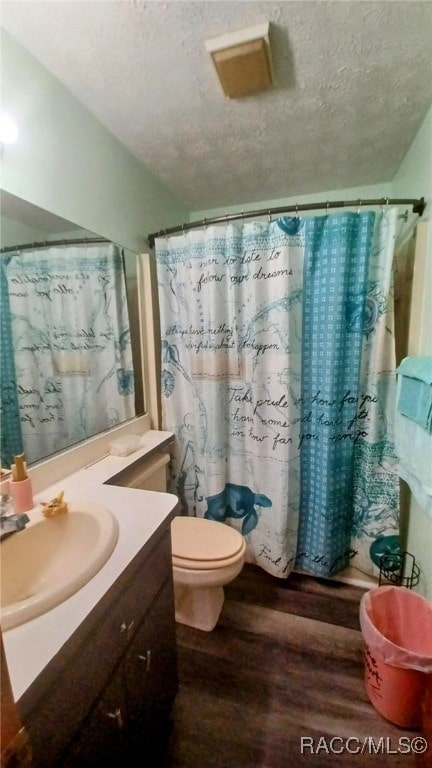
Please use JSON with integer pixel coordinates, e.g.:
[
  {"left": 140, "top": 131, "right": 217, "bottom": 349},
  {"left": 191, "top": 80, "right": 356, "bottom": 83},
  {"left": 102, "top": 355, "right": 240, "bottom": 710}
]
[
  {"left": 155, "top": 210, "right": 399, "bottom": 579},
  {"left": 0, "top": 242, "right": 135, "bottom": 466}
]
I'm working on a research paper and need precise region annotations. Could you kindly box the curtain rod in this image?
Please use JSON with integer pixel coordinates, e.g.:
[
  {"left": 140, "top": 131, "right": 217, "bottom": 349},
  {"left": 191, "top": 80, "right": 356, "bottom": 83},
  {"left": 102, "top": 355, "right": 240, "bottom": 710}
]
[
  {"left": 0, "top": 236, "right": 110, "bottom": 254},
  {"left": 147, "top": 196, "right": 426, "bottom": 249}
]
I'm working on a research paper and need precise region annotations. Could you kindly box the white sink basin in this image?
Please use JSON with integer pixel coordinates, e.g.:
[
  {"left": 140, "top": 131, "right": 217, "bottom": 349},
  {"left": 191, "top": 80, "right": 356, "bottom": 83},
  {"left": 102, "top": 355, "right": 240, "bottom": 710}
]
[{"left": 0, "top": 502, "right": 119, "bottom": 630}]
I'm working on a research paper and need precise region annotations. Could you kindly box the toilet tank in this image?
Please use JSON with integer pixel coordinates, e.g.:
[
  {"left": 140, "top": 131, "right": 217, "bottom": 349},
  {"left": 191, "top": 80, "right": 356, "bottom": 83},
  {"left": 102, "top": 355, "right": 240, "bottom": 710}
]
[{"left": 111, "top": 452, "right": 170, "bottom": 493}]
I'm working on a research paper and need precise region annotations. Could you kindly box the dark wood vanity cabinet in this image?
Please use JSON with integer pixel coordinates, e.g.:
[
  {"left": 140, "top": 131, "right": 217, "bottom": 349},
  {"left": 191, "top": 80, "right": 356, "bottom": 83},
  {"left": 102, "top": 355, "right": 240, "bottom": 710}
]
[
  {"left": 19, "top": 519, "right": 178, "bottom": 768},
  {"left": 60, "top": 580, "right": 177, "bottom": 767}
]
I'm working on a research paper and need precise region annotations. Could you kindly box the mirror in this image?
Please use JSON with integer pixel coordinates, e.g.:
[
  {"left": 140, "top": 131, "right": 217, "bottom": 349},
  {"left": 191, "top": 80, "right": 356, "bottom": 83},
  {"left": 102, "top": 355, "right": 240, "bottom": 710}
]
[{"left": 0, "top": 191, "right": 144, "bottom": 468}]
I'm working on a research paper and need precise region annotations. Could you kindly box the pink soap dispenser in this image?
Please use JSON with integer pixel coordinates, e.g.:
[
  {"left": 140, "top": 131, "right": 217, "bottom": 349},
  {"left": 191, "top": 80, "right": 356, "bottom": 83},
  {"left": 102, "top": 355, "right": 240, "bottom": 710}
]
[{"left": 9, "top": 454, "right": 34, "bottom": 514}]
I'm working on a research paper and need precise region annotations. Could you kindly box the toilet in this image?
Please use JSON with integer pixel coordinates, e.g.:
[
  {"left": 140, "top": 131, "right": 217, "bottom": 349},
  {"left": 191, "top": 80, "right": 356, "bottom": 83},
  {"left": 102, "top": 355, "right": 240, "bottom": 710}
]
[
  {"left": 115, "top": 451, "right": 246, "bottom": 632},
  {"left": 171, "top": 516, "right": 246, "bottom": 631}
]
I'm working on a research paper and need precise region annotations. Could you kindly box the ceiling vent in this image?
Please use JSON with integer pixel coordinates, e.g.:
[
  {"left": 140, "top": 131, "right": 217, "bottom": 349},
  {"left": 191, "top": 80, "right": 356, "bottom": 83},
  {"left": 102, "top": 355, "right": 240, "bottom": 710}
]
[{"left": 205, "top": 23, "right": 274, "bottom": 99}]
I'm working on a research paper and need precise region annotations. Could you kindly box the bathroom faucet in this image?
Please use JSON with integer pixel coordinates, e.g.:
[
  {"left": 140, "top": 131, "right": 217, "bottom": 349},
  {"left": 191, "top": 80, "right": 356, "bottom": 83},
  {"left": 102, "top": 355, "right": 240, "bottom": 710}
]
[{"left": 0, "top": 511, "right": 30, "bottom": 541}]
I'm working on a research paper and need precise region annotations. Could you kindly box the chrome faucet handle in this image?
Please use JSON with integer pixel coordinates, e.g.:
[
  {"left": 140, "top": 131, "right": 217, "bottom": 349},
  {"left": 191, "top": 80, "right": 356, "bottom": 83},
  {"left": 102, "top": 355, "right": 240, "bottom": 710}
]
[{"left": 0, "top": 511, "right": 30, "bottom": 541}]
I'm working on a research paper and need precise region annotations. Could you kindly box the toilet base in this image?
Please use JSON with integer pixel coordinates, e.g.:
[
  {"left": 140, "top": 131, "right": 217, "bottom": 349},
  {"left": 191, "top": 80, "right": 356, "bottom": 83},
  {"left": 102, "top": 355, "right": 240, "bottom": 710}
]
[{"left": 174, "top": 583, "right": 225, "bottom": 632}]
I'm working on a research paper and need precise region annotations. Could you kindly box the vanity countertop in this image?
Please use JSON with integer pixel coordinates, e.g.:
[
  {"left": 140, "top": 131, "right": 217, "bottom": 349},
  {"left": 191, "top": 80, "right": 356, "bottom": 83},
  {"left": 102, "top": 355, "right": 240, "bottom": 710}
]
[
  {"left": 2, "top": 443, "right": 178, "bottom": 703},
  {"left": 82, "top": 428, "right": 173, "bottom": 484}
]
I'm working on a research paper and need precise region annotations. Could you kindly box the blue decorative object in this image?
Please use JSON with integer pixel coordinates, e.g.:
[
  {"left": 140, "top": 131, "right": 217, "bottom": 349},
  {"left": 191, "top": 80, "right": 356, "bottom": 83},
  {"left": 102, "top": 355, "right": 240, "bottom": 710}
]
[
  {"left": 117, "top": 368, "right": 135, "bottom": 396},
  {"left": 161, "top": 369, "right": 175, "bottom": 398},
  {"left": 370, "top": 534, "right": 400, "bottom": 569},
  {"left": 276, "top": 217, "right": 303, "bottom": 236},
  {"left": 205, "top": 483, "right": 272, "bottom": 535}
]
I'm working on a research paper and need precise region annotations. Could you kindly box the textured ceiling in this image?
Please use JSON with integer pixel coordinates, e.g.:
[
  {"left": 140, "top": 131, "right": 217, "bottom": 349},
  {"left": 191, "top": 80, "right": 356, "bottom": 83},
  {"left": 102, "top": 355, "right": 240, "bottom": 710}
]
[{"left": 2, "top": 1, "right": 432, "bottom": 210}]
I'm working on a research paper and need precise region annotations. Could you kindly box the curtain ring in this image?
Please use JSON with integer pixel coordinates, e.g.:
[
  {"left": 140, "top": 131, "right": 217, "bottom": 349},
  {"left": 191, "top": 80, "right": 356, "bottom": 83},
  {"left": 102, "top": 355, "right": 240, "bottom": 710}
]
[
  {"left": 268, "top": 210, "right": 272, "bottom": 223},
  {"left": 225, "top": 212, "right": 228, "bottom": 222},
  {"left": 295, "top": 204, "right": 299, "bottom": 217},
  {"left": 385, "top": 197, "right": 389, "bottom": 207},
  {"left": 357, "top": 199, "right": 362, "bottom": 215},
  {"left": 241, "top": 210, "right": 245, "bottom": 220},
  {"left": 204, "top": 218, "right": 207, "bottom": 229},
  {"left": 326, "top": 201, "right": 329, "bottom": 212}
]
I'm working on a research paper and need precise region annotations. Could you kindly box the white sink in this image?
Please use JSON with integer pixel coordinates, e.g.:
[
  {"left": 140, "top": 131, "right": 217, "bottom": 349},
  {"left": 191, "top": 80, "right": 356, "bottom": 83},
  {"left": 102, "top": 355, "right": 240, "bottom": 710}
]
[{"left": 0, "top": 502, "right": 119, "bottom": 630}]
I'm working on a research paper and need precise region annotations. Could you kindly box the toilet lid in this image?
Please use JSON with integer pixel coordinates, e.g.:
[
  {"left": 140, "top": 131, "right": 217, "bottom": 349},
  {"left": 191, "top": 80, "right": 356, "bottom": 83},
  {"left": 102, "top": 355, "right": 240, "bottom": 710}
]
[{"left": 171, "top": 517, "right": 244, "bottom": 561}]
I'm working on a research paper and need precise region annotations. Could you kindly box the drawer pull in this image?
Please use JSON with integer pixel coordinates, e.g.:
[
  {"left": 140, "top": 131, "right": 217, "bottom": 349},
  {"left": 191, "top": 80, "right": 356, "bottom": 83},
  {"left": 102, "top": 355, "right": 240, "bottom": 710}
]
[
  {"left": 120, "top": 620, "right": 135, "bottom": 639},
  {"left": 138, "top": 650, "right": 152, "bottom": 671},
  {"left": 106, "top": 708, "right": 124, "bottom": 730}
]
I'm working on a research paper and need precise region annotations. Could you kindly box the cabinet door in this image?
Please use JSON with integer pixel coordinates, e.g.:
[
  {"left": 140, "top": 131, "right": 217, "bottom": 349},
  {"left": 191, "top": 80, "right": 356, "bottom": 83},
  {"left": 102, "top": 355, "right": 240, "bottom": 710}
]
[
  {"left": 124, "top": 579, "right": 178, "bottom": 748},
  {"left": 26, "top": 536, "right": 173, "bottom": 767},
  {"left": 59, "top": 666, "right": 128, "bottom": 768}
]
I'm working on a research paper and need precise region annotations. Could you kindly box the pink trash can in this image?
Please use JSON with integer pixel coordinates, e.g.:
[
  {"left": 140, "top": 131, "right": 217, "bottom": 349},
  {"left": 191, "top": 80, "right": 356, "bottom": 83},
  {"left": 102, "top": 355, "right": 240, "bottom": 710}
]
[{"left": 359, "top": 586, "right": 432, "bottom": 728}]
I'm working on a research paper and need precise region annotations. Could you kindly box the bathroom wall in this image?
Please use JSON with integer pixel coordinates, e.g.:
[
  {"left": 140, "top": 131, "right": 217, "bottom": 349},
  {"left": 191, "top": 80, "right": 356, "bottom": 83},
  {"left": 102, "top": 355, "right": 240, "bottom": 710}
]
[
  {"left": 0, "top": 214, "right": 49, "bottom": 248},
  {"left": 190, "top": 182, "right": 393, "bottom": 221},
  {"left": 393, "top": 104, "right": 432, "bottom": 600},
  {"left": 393, "top": 103, "right": 432, "bottom": 356},
  {"left": 1, "top": 30, "right": 188, "bottom": 256},
  {"left": 0, "top": 212, "right": 94, "bottom": 248}
]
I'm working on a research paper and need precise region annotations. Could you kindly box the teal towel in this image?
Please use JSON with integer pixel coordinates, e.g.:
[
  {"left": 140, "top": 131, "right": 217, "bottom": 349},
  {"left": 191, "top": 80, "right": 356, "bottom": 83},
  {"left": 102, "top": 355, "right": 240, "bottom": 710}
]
[
  {"left": 397, "top": 356, "right": 432, "bottom": 384},
  {"left": 396, "top": 356, "right": 432, "bottom": 434}
]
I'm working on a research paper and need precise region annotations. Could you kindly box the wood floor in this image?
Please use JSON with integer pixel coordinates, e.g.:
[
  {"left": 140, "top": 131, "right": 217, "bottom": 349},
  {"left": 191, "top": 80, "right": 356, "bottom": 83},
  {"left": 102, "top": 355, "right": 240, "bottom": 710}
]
[{"left": 163, "top": 564, "right": 422, "bottom": 768}]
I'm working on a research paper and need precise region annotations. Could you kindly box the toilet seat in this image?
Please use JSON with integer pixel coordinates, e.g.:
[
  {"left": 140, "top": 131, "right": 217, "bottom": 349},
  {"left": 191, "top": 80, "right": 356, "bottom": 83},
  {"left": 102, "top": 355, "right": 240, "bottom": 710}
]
[{"left": 171, "top": 516, "right": 245, "bottom": 571}]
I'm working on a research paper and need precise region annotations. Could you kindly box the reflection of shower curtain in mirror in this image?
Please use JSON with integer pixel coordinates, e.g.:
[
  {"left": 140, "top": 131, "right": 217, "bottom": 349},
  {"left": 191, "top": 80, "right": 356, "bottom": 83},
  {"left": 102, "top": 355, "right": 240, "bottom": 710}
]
[{"left": 0, "top": 243, "right": 135, "bottom": 465}]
